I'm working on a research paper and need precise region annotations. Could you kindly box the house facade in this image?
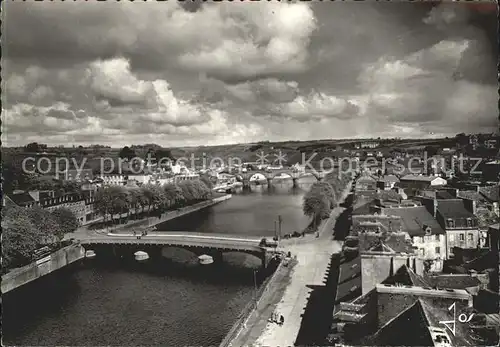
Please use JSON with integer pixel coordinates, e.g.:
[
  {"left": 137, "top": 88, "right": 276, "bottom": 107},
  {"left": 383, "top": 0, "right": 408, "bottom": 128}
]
[
  {"left": 381, "top": 206, "right": 446, "bottom": 272},
  {"left": 399, "top": 174, "right": 447, "bottom": 190}
]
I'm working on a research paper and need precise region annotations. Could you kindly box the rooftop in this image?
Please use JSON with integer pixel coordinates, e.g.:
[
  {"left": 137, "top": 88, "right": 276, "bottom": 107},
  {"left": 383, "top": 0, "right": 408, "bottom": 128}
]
[
  {"left": 7, "top": 192, "right": 35, "bottom": 206},
  {"left": 400, "top": 174, "right": 444, "bottom": 182},
  {"left": 377, "top": 175, "right": 399, "bottom": 183},
  {"left": 437, "top": 199, "right": 475, "bottom": 219},
  {"left": 381, "top": 206, "right": 445, "bottom": 236},
  {"left": 479, "top": 185, "right": 499, "bottom": 203}
]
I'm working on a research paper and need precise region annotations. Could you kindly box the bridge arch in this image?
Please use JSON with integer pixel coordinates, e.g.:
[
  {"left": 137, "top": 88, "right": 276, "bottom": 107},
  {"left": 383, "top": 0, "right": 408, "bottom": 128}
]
[{"left": 248, "top": 173, "right": 267, "bottom": 182}]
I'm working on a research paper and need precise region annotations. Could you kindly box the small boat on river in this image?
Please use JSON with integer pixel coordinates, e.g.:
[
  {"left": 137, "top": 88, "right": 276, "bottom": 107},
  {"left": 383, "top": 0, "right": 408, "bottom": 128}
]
[
  {"left": 85, "top": 250, "right": 96, "bottom": 259},
  {"left": 198, "top": 254, "right": 214, "bottom": 265},
  {"left": 134, "top": 251, "right": 149, "bottom": 262}
]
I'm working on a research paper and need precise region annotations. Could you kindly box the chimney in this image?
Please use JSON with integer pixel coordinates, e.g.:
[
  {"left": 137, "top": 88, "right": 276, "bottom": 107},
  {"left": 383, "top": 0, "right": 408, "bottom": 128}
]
[
  {"left": 463, "top": 198, "right": 477, "bottom": 215},
  {"left": 421, "top": 197, "right": 437, "bottom": 218}
]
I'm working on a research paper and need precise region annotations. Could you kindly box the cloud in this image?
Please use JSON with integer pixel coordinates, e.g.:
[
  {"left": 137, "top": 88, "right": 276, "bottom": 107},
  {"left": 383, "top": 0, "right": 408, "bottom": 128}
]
[
  {"left": 358, "top": 38, "right": 497, "bottom": 131},
  {"left": 5, "top": 2, "right": 317, "bottom": 82},
  {"left": 270, "top": 92, "right": 360, "bottom": 121},
  {"left": 2, "top": 2, "right": 497, "bottom": 146}
]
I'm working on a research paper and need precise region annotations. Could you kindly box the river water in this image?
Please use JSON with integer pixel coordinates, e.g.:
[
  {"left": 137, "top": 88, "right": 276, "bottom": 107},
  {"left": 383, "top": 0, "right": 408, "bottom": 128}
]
[{"left": 3, "top": 178, "right": 315, "bottom": 347}]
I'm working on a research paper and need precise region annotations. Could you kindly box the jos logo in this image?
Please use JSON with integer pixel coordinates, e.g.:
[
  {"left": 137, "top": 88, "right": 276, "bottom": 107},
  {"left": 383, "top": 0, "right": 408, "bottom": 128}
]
[{"left": 439, "top": 302, "right": 475, "bottom": 336}]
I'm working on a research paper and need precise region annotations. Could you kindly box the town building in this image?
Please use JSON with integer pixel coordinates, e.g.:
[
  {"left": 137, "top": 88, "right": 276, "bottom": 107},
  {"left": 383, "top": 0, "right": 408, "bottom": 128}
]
[
  {"left": 331, "top": 263, "right": 498, "bottom": 346},
  {"left": 419, "top": 197, "right": 480, "bottom": 258},
  {"left": 57, "top": 168, "right": 94, "bottom": 182},
  {"left": 98, "top": 175, "right": 126, "bottom": 186},
  {"left": 355, "top": 174, "right": 377, "bottom": 191},
  {"left": 375, "top": 175, "right": 399, "bottom": 190},
  {"left": 399, "top": 174, "right": 447, "bottom": 190},
  {"left": 381, "top": 206, "right": 446, "bottom": 272},
  {"left": 5, "top": 190, "right": 98, "bottom": 225}
]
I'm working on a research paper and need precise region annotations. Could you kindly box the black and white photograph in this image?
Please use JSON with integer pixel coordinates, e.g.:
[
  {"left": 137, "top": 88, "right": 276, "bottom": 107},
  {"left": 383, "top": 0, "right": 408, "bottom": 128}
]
[{"left": 1, "top": 1, "right": 499, "bottom": 346}]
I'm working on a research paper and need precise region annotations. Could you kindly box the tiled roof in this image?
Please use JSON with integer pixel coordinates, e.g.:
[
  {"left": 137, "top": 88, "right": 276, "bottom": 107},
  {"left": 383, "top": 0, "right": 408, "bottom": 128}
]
[
  {"left": 361, "top": 301, "right": 434, "bottom": 346},
  {"left": 381, "top": 206, "right": 445, "bottom": 236},
  {"left": 357, "top": 175, "right": 377, "bottom": 183},
  {"left": 378, "top": 175, "right": 399, "bottom": 183},
  {"left": 376, "top": 190, "right": 402, "bottom": 202},
  {"left": 424, "top": 274, "right": 481, "bottom": 290},
  {"left": 7, "top": 192, "right": 35, "bottom": 206},
  {"left": 437, "top": 199, "right": 475, "bottom": 219},
  {"left": 458, "top": 190, "right": 488, "bottom": 204},
  {"left": 400, "top": 174, "right": 441, "bottom": 182},
  {"left": 419, "top": 297, "right": 475, "bottom": 346},
  {"left": 479, "top": 185, "right": 499, "bottom": 202},
  {"left": 352, "top": 201, "right": 375, "bottom": 216},
  {"left": 436, "top": 191, "right": 454, "bottom": 199}
]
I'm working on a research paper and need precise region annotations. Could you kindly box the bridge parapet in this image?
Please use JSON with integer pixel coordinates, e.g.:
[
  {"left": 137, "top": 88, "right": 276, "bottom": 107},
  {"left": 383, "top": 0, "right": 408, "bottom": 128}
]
[{"left": 79, "top": 233, "right": 271, "bottom": 268}]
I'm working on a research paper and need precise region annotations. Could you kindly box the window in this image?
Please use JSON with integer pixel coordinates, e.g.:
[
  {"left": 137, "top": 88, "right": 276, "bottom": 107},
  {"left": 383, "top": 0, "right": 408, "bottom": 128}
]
[
  {"left": 468, "top": 233, "right": 474, "bottom": 242},
  {"left": 446, "top": 218, "right": 455, "bottom": 228},
  {"left": 435, "top": 234, "right": 440, "bottom": 241},
  {"left": 449, "top": 234, "right": 455, "bottom": 242},
  {"left": 435, "top": 247, "right": 440, "bottom": 254},
  {"left": 421, "top": 248, "right": 426, "bottom": 256},
  {"left": 459, "top": 233, "right": 465, "bottom": 241},
  {"left": 466, "top": 218, "right": 472, "bottom": 228}
]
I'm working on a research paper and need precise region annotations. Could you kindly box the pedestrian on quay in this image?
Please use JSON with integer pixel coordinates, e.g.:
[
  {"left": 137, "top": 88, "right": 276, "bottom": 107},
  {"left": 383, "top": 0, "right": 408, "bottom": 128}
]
[{"left": 280, "top": 315, "right": 284, "bottom": 326}]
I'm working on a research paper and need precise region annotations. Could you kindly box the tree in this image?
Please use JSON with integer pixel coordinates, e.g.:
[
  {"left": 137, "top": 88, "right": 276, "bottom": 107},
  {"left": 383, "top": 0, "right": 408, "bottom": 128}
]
[
  {"left": 95, "top": 188, "right": 113, "bottom": 223},
  {"left": 24, "top": 142, "right": 42, "bottom": 152},
  {"left": 303, "top": 192, "right": 330, "bottom": 229},
  {"left": 25, "top": 206, "right": 64, "bottom": 244},
  {"left": 2, "top": 210, "right": 42, "bottom": 269},
  {"left": 119, "top": 146, "right": 137, "bottom": 161},
  {"left": 200, "top": 173, "right": 214, "bottom": 190},
  {"left": 60, "top": 180, "right": 81, "bottom": 193},
  {"left": 163, "top": 183, "right": 184, "bottom": 208},
  {"left": 154, "top": 148, "right": 175, "bottom": 165},
  {"left": 128, "top": 187, "right": 145, "bottom": 218},
  {"left": 51, "top": 208, "right": 79, "bottom": 236}
]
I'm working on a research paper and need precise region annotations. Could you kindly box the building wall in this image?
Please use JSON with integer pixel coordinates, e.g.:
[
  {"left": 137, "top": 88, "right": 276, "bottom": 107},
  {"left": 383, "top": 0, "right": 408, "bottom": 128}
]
[
  {"left": 45, "top": 200, "right": 86, "bottom": 225},
  {"left": 361, "top": 253, "right": 425, "bottom": 295},
  {"left": 99, "top": 175, "right": 126, "bottom": 186},
  {"left": 446, "top": 229, "right": 480, "bottom": 257},
  {"left": 412, "top": 234, "right": 447, "bottom": 271}
]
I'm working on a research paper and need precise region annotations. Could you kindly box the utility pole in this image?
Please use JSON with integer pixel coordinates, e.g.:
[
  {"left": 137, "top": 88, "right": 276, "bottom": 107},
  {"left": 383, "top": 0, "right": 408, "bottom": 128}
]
[
  {"left": 253, "top": 270, "right": 258, "bottom": 307},
  {"left": 278, "top": 215, "right": 282, "bottom": 241},
  {"left": 274, "top": 221, "right": 278, "bottom": 240}
]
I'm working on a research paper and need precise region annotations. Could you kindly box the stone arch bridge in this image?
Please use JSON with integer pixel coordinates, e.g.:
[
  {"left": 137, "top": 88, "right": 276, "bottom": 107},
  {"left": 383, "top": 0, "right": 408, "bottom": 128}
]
[
  {"left": 238, "top": 169, "right": 326, "bottom": 188},
  {"left": 79, "top": 232, "right": 275, "bottom": 268}
]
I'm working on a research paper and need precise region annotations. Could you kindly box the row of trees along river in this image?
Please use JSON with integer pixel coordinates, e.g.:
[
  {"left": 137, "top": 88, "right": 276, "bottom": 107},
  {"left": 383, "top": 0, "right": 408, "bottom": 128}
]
[
  {"left": 2, "top": 178, "right": 214, "bottom": 273},
  {"left": 301, "top": 171, "right": 352, "bottom": 233},
  {"left": 94, "top": 178, "right": 213, "bottom": 225},
  {"left": 2, "top": 205, "right": 79, "bottom": 271}
]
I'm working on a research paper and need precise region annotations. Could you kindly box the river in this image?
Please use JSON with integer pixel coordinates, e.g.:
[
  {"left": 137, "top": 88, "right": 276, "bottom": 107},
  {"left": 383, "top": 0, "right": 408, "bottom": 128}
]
[{"left": 3, "top": 178, "right": 315, "bottom": 347}]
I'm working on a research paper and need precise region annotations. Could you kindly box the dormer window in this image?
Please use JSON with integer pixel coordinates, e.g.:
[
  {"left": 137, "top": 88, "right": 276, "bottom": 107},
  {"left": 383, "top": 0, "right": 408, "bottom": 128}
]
[
  {"left": 423, "top": 225, "right": 432, "bottom": 235},
  {"left": 446, "top": 218, "right": 455, "bottom": 228},
  {"left": 466, "top": 218, "right": 473, "bottom": 228}
]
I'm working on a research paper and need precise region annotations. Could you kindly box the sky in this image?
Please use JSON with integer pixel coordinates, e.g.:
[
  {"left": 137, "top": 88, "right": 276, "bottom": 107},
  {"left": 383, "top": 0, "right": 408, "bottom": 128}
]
[{"left": 1, "top": 1, "right": 498, "bottom": 147}]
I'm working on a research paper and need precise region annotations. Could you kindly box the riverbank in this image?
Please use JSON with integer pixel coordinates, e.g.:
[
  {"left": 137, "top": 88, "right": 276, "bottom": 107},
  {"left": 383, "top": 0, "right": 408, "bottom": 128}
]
[
  {"left": 234, "top": 181, "right": 352, "bottom": 347},
  {"left": 1, "top": 244, "right": 85, "bottom": 294},
  {"left": 111, "top": 194, "right": 232, "bottom": 233},
  {"left": 67, "top": 194, "right": 232, "bottom": 240},
  {"left": 220, "top": 258, "right": 297, "bottom": 347}
]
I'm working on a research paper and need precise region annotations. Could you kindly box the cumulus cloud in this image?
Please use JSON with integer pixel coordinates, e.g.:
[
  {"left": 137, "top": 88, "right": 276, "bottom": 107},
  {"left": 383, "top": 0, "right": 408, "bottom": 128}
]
[
  {"left": 357, "top": 37, "right": 497, "bottom": 131},
  {"left": 5, "top": 1, "right": 317, "bottom": 82},
  {"left": 1, "top": 1, "right": 497, "bottom": 146}
]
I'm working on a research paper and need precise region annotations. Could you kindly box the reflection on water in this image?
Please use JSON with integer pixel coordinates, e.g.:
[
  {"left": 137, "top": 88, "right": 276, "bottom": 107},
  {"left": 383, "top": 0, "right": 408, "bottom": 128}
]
[{"left": 3, "top": 178, "right": 313, "bottom": 346}]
